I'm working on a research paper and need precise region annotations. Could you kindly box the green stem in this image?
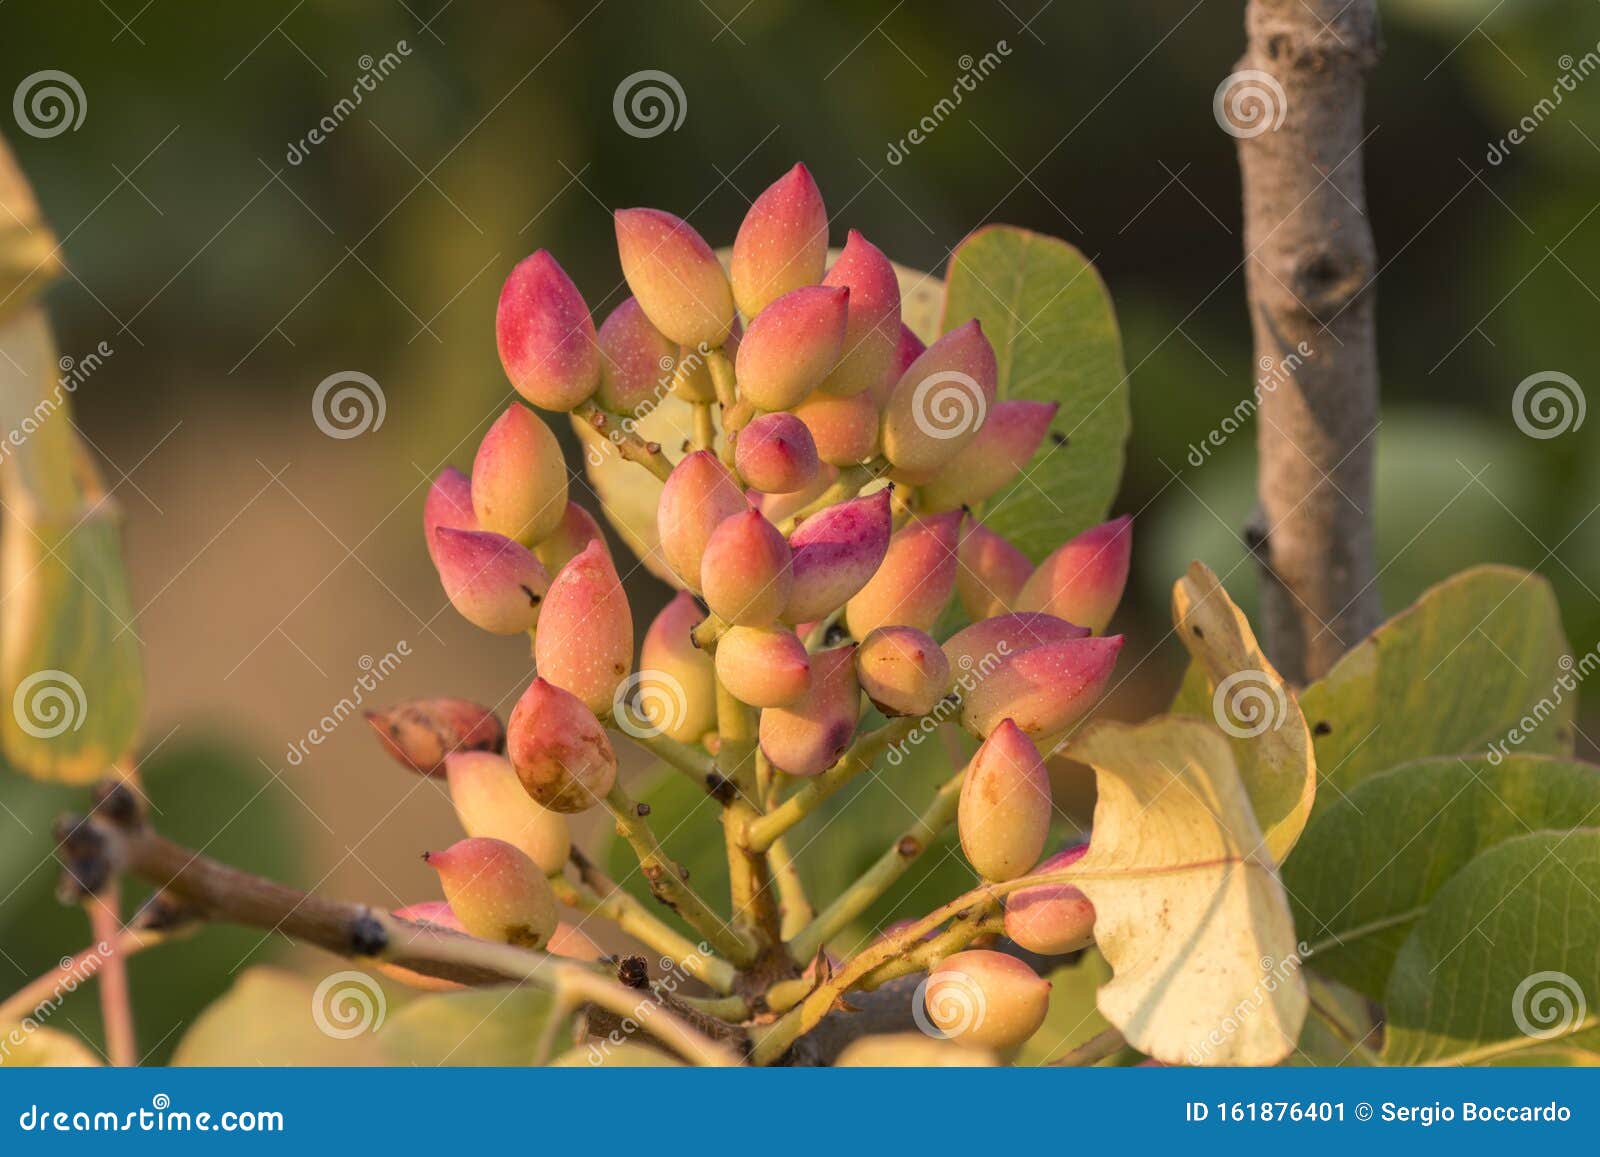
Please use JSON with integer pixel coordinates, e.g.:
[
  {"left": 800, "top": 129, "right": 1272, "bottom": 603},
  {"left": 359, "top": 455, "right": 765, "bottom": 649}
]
[
  {"left": 690, "top": 612, "right": 730, "bottom": 651},
  {"left": 603, "top": 784, "right": 757, "bottom": 967},
  {"left": 767, "top": 835, "right": 814, "bottom": 941},
  {"left": 785, "top": 765, "right": 966, "bottom": 964},
  {"left": 692, "top": 401, "right": 716, "bottom": 452},
  {"left": 857, "top": 910, "right": 1002, "bottom": 991},
  {"left": 550, "top": 868, "right": 737, "bottom": 993},
  {"left": 574, "top": 400, "right": 673, "bottom": 482},
  {"left": 613, "top": 728, "right": 719, "bottom": 793},
  {"left": 716, "top": 682, "right": 778, "bottom": 947},
  {"left": 743, "top": 716, "right": 920, "bottom": 853}
]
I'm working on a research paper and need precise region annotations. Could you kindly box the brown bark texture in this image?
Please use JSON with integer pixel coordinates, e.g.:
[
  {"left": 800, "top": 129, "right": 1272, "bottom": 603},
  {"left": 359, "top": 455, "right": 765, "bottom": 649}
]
[{"left": 1232, "top": 0, "right": 1383, "bottom": 681}]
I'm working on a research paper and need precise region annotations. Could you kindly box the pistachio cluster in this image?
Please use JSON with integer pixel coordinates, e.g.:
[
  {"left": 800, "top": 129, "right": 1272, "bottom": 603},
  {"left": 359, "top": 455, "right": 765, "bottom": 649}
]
[{"left": 374, "top": 163, "right": 1134, "bottom": 1061}]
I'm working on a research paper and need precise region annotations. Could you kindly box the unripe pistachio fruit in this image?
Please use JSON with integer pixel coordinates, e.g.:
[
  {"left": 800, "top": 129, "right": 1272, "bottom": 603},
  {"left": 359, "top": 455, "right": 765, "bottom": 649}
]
[
  {"left": 533, "top": 501, "right": 607, "bottom": 575},
  {"left": 833, "top": 1034, "right": 999, "bottom": 1067},
  {"left": 506, "top": 677, "right": 618, "bottom": 812},
  {"left": 924, "top": 950, "right": 1050, "bottom": 1051},
  {"left": 869, "top": 322, "right": 926, "bottom": 407},
  {"left": 365, "top": 697, "right": 504, "bottom": 776},
  {"left": 715, "top": 625, "right": 811, "bottom": 708},
  {"left": 958, "top": 719, "right": 1051, "bottom": 881},
  {"left": 596, "top": 296, "right": 676, "bottom": 416},
  {"left": 1016, "top": 515, "right": 1133, "bottom": 635},
  {"left": 959, "top": 634, "right": 1124, "bottom": 740},
  {"left": 844, "top": 509, "right": 961, "bottom": 638},
  {"left": 735, "top": 285, "right": 850, "bottom": 412},
  {"left": 700, "top": 509, "right": 793, "bottom": 626},
  {"left": 614, "top": 208, "right": 736, "bottom": 348},
  {"left": 496, "top": 250, "right": 601, "bottom": 412},
  {"left": 783, "top": 488, "right": 893, "bottom": 624},
  {"left": 942, "top": 610, "right": 1089, "bottom": 673},
  {"left": 636, "top": 592, "right": 718, "bottom": 744},
  {"left": 424, "top": 467, "right": 477, "bottom": 566},
  {"left": 855, "top": 626, "right": 951, "bottom": 717},
  {"left": 819, "top": 230, "right": 901, "bottom": 398},
  {"left": 534, "top": 539, "right": 633, "bottom": 715},
  {"left": 792, "top": 389, "right": 881, "bottom": 466},
  {"left": 657, "top": 451, "right": 747, "bottom": 593},
  {"left": 919, "top": 400, "right": 1059, "bottom": 511},
  {"left": 758, "top": 462, "right": 838, "bottom": 526},
  {"left": 731, "top": 163, "right": 828, "bottom": 318},
  {"left": 1003, "top": 843, "right": 1094, "bottom": 955},
  {"left": 957, "top": 522, "right": 1034, "bottom": 620},
  {"left": 445, "top": 751, "right": 570, "bottom": 875},
  {"left": 758, "top": 644, "right": 860, "bottom": 776},
  {"left": 882, "top": 320, "right": 999, "bottom": 474},
  {"left": 735, "top": 411, "right": 820, "bottom": 494},
  {"left": 432, "top": 527, "right": 550, "bottom": 635},
  {"left": 471, "top": 404, "right": 569, "bottom": 546},
  {"left": 423, "top": 837, "right": 557, "bottom": 949}
]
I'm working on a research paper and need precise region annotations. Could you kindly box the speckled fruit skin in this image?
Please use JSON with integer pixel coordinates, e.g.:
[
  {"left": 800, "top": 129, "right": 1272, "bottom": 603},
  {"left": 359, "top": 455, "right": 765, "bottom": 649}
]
[
  {"left": 735, "top": 411, "right": 821, "bottom": 494},
  {"left": 614, "top": 208, "right": 736, "bottom": 349},
  {"left": 844, "top": 510, "right": 961, "bottom": 638},
  {"left": 423, "top": 837, "right": 558, "bottom": 949},
  {"left": 432, "top": 527, "right": 550, "bottom": 635},
  {"left": 470, "top": 404, "right": 569, "bottom": 545},
  {"left": 715, "top": 625, "right": 811, "bottom": 708},
  {"left": 496, "top": 250, "right": 600, "bottom": 412},
  {"left": 958, "top": 719, "right": 1051, "bottom": 882},
  {"left": 783, "top": 489, "right": 892, "bottom": 624},
  {"left": 638, "top": 592, "right": 718, "bottom": 744},
  {"left": 533, "top": 539, "right": 633, "bottom": 716},
  {"left": 445, "top": 751, "right": 570, "bottom": 875},
  {"left": 956, "top": 521, "right": 1034, "bottom": 620},
  {"left": 855, "top": 626, "right": 951, "bottom": 717},
  {"left": 701, "top": 510, "right": 794, "bottom": 627},
  {"left": 1016, "top": 515, "right": 1133, "bottom": 635},
  {"left": 506, "top": 677, "right": 618, "bottom": 813},
  {"left": 1004, "top": 843, "right": 1095, "bottom": 955},
  {"left": 731, "top": 162, "right": 828, "bottom": 318},
  {"left": 365, "top": 698, "right": 504, "bottom": 777},
  {"left": 735, "top": 285, "right": 850, "bottom": 412},
  {"left": 657, "top": 451, "right": 747, "bottom": 594},
  {"left": 924, "top": 950, "right": 1051, "bottom": 1051},
  {"left": 758, "top": 644, "right": 860, "bottom": 776}
]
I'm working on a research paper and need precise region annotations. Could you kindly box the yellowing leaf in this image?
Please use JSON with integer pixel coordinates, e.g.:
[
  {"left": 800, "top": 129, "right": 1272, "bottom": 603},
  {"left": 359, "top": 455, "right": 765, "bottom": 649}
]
[
  {"left": 1063, "top": 716, "right": 1307, "bottom": 1065},
  {"left": 0, "top": 309, "right": 143, "bottom": 782},
  {"left": 380, "top": 986, "right": 553, "bottom": 1066},
  {"left": 172, "top": 967, "right": 388, "bottom": 1066},
  {"left": 1170, "top": 562, "right": 1314, "bottom": 862},
  {"left": 0, "top": 1024, "right": 102, "bottom": 1067},
  {"left": 1300, "top": 565, "right": 1573, "bottom": 810}
]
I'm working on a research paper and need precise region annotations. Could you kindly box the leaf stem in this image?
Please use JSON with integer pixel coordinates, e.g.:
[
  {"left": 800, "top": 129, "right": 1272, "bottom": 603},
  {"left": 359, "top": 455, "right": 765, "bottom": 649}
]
[
  {"left": 602, "top": 784, "right": 758, "bottom": 966},
  {"left": 786, "top": 764, "right": 966, "bottom": 963},
  {"left": 550, "top": 855, "right": 737, "bottom": 993},
  {"left": 574, "top": 400, "right": 673, "bottom": 482},
  {"left": 1046, "top": 1026, "right": 1127, "bottom": 1067},
  {"left": 743, "top": 716, "right": 921, "bottom": 853}
]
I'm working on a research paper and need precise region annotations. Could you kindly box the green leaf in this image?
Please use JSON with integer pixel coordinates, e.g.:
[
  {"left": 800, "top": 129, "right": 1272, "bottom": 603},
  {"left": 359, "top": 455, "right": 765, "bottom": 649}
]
[
  {"left": 380, "top": 987, "right": 553, "bottom": 1066},
  {"left": 941, "top": 225, "right": 1127, "bottom": 562},
  {"left": 172, "top": 967, "right": 388, "bottom": 1066},
  {"left": 1014, "top": 950, "right": 1114, "bottom": 1067},
  {"left": 1300, "top": 565, "right": 1573, "bottom": 810},
  {"left": 1169, "top": 562, "right": 1315, "bottom": 862},
  {"left": 1062, "top": 716, "right": 1307, "bottom": 1065},
  {"left": 1384, "top": 830, "right": 1600, "bottom": 1065},
  {"left": 1288, "top": 755, "right": 1600, "bottom": 1001},
  {"left": 1286, "top": 974, "right": 1380, "bottom": 1066}
]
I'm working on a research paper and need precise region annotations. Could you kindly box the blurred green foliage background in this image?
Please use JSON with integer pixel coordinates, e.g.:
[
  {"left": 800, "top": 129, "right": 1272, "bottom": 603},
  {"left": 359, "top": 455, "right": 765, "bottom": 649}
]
[{"left": 1, "top": 0, "right": 1597, "bottom": 1061}]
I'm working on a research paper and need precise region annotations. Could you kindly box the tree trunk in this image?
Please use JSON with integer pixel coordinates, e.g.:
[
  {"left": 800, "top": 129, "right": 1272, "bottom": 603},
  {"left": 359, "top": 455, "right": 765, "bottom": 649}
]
[{"left": 1230, "top": 0, "right": 1383, "bottom": 682}]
